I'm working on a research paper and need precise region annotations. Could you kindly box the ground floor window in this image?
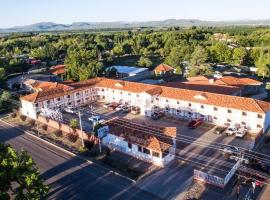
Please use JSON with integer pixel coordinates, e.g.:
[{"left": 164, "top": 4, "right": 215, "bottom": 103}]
[
  {"left": 152, "top": 151, "right": 160, "bottom": 158},
  {"left": 143, "top": 148, "right": 150, "bottom": 155},
  {"left": 257, "top": 124, "right": 262, "bottom": 128},
  {"left": 138, "top": 146, "right": 143, "bottom": 152},
  {"left": 128, "top": 143, "right": 132, "bottom": 149}
]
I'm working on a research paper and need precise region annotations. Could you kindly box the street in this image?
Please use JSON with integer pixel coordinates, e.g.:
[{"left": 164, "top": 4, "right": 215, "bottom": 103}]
[{"left": 0, "top": 120, "right": 161, "bottom": 200}]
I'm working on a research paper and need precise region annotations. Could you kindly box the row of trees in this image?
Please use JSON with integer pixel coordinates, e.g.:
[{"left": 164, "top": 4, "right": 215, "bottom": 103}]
[{"left": 1, "top": 27, "right": 270, "bottom": 80}]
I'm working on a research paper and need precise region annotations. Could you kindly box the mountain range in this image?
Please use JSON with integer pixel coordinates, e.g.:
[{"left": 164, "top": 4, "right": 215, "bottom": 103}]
[{"left": 1, "top": 19, "right": 270, "bottom": 33}]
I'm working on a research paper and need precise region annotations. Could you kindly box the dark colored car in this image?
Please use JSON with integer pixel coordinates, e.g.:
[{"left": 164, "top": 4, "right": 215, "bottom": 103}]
[
  {"left": 151, "top": 111, "right": 165, "bottom": 120},
  {"left": 108, "top": 102, "right": 120, "bottom": 110},
  {"left": 187, "top": 119, "right": 203, "bottom": 129},
  {"left": 214, "top": 126, "right": 227, "bottom": 134}
]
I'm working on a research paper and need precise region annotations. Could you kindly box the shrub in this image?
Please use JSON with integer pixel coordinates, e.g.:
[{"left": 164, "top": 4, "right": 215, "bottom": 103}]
[
  {"left": 29, "top": 119, "right": 36, "bottom": 126},
  {"left": 67, "top": 133, "right": 78, "bottom": 143},
  {"left": 69, "top": 119, "right": 79, "bottom": 129},
  {"left": 53, "top": 130, "right": 63, "bottom": 137},
  {"left": 41, "top": 124, "right": 48, "bottom": 131},
  {"left": 19, "top": 115, "right": 27, "bottom": 121},
  {"left": 11, "top": 112, "right": 17, "bottom": 118}
]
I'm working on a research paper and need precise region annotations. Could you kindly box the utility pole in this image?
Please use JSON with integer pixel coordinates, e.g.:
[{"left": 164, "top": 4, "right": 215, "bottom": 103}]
[{"left": 78, "top": 109, "right": 85, "bottom": 148}]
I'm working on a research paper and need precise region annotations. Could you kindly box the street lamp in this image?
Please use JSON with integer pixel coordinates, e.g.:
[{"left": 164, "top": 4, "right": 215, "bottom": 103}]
[{"left": 77, "top": 109, "right": 85, "bottom": 148}]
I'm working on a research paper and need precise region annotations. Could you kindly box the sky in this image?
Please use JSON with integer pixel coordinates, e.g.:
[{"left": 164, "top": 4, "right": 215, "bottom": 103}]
[{"left": 1, "top": 0, "right": 270, "bottom": 28}]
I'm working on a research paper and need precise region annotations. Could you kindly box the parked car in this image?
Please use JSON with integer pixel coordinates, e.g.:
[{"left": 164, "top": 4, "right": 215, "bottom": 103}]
[
  {"left": 225, "top": 127, "right": 238, "bottom": 136},
  {"left": 64, "top": 107, "right": 75, "bottom": 114},
  {"left": 131, "top": 106, "right": 140, "bottom": 115},
  {"left": 213, "top": 71, "right": 222, "bottom": 79},
  {"left": 235, "top": 127, "right": 247, "bottom": 138},
  {"left": 222, "top": 146, "right": 239, "bottom": 155},
  {"left": 108, "top": 102, "right": 120, "bottom": 110},
  {"left": 121, "top": 106, "right": 131, "bottom": 113},
  {"left": 151, "top": 111, "right": 165, "bottom": 120},
  {"left": 187, "top": 119, "right": 203, "bottom": 129},
  {"left": 115, "top": 105, "right": 125, "bottom": 111},
  {"left": 214, "top": 126, "right": 227, "bottom": 134},
  {"left": 88, "top": 115, "right": 105, "bottom": 124}
]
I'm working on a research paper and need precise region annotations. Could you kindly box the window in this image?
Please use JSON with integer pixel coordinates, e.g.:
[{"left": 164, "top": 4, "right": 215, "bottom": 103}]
[
  {"left": 57, "top": 98, "right": 60, "bottom": 101},
  {"left": 177, "top": 101, "right": 180, "bottom": 104},
  {"left": 214, "top": 107, "right": 218, "bottom": 111},
  {"left": 257, "top": 124, "right": 262, "bottom": 128},
  {"left": 152, "top": 151, "right": 160, "bottom": 157},
  {"left": 201, "top": 105, "right": 204, "bottom": 109},
  {"left": 143, "top": 148, "right": 150, "bottom": 155},
  {"left": 85, "top": 90, "right": 89, "bottom": 93},
  {"left": 68, "top": 102, "right": 71, "bottom": 106},
  {"left": 120, "top": 91, "right": 122, "bottom": 94},
  {"left": 227, "top": 119, "right": 231, "bottom": 122},
  {"left": 242, "top": 112, "right": 247, "bottom": 116},
  {"left": 241, "top": 122, "right": 246, "bottom": 126},
  {"left": 156, "top": 98, "right": 159, "bottom": 101},
  {"left": 85, "top": 97, "right": 89, "bottom": 100},
  {"left": 176, "top": 109, "right": 180, "bottom": 113},
  {"left": 112, "top": 90, "right": 115, "bottom": 93},
  {"left": 128, "top": 143, "right": 132, "bottom": 149},
  {"left": 67, "top": 95, "right": 70, "bottom": 98},
  {"left": 138, "top": 146, "right": 143, "bottom": 152},
  {"left": 46, "top": 100, "right": 50, "bottom": 104},
  {"left": 136, "top": 94, "right": 140, "bottom": 97},
  {"left": 165, "top": 107, "right": 170, "bottom": 112},
  {"left": 35, "top": 103, "right": 38, "bottom": 107},
  {"left": 188, "top": 103, "right": 192, "bottom": 107},
  {"left": 76, "top": 92, "right": 80, "bottom": 96},
  {"left": 166, "top": 99, "right": 169, "bottom": 103},
  {"left": 258, "top": 114, "right": 263, "bottom": 119},
  {"left": 101, "top": 89, "right": 104, "bottom": 92},
  {"left": 227, "top": 109, "right": 232, "bottom": 113},
  {"left": 102, "top": 96, "right": 105, "bottom": 99},
  {"left": 213, "top": 116, "right": 217, "bottom": 120},
  {"left": 128, "top": 93, "right": 131, "bottom": 96}
]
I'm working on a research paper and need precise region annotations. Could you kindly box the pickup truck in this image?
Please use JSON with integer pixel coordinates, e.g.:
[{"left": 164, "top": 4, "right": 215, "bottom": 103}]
[
  {"left": 88, "top": 115, "right": 105, "bottom": 124},
  {"left": 187, "top": 119, "right": 203, "bottom": 129}
]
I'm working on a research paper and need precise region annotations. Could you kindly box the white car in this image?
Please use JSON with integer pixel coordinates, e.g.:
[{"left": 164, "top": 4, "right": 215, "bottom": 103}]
[
  {"left": 226, "top": 127, "right": 238, "bottom": 136},
  {"left": 64, "top": 107, "right": 75, "bottom": 114},
  {"left": 88, "top": 115, "right": 105, "bottom": 124},
  {"left": 222, "top": 146, "right": 239, "bottom": 155},
  {"left": 213, "top": 71, "right": 222, "bottom": 79},
  {"left": 115, "top": 105, "right": 125, "bottom": 111},
  {"left": 235, "top": 127, "right": 247, "bottom": 138}
]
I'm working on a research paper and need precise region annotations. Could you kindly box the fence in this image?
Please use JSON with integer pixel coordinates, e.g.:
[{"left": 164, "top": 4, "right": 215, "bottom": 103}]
[{"left": 194, "top": 169, "right": 225, "bottom": 188}]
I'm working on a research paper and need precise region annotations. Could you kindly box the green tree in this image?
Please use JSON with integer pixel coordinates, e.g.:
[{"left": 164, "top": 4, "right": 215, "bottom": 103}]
[
  {"left": 0, "top": 68, "right": 6, "bottom": 81},
  {"left": 256, "top": 49, "right": 270, "bottom": 78},
  {"left": 137, "top": 56, "right": 152, "bottom": 67},
  {"left": 112, "top": 44, "right": 124, "bottom": 56},
  {"left": 0, "top": 143, "right": 48, "bottom": 199},
  {"left": 190, "top": 46, "right": 208, "bottom": 66},
  {"left": 209, "top": 42, "right": 232, "bottom": 63},
  {"left": 232, "top": 47, "right": 247, "bottom": 65},
  {"left": 69, "top": 118, "right": 79, "bottom": 129}
]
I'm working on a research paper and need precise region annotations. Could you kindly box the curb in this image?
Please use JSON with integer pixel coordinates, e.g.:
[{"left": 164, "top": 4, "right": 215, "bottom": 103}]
[{"left": 0, "top": 119, "right": 136, "bottom": 183}]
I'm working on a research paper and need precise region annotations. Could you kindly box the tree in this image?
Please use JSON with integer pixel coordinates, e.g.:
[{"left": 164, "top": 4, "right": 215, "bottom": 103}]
[
  {"left": 69, "top": 118, "right": 79, "bottom": 129},
  {"left": 137, "top": 56, "right": 152, "bottom": 68},
  {"left": 209, "top": 42, "right": 232, "bottom": 63},
  {"left": 256, "top": 49, "right": 270, "bottom": 78},
  {"left": 232, "top": 47, "right": 247, "bottom": 65},
  {"left": 188, "top": 64, "right": 213, "bottom": 77},
  {"left": 190, "top": 46, "right": 208, "bottom": 66},
  {"left": 0, "top": 68, "right": 6, "bottom": 81},
  {"left": 0, "top": 143, "right": 48, "bottom": 199}
]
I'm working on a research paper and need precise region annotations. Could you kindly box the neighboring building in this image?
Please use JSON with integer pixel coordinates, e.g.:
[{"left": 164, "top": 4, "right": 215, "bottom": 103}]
[
  {"left": 106, "top": 66, "right": 149, "bottom": 79},
  {"left": 102, "top": 118, "right": 176, "bottom": 167},
  {"left": 154, "top": 64, "right": 174, "bottom": 77},
  {"left": 50, "top": 64, "right": 67, "bottom": 80},
  {"left": 20, "top": 77, "right": 270, "bottom": 132},
  {"left": 162, "top": 76, "right": 262, "bottom": 96}
]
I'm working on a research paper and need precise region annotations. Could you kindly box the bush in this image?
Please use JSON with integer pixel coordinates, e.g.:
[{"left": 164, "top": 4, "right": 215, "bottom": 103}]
[
  {"left": 69, "top": 119, "right": 79, "bottom": 129},
  {"left": 67, "top": 133, "right": 78, "bottom": 143},
  {"left": 29, "top": 119, "right": 36, "bottom": 126},
  {"left": 11, "top": 112, "right": 17, "bottom": 118},
  {"left": 19, "top": 115, "right": 27, "bottom": 121},
  {"left": 53, "top": 130, "right": 63, "bottom": 137},
  {"left": 41, "top": 124, "right": 48, "bottom": 131}
]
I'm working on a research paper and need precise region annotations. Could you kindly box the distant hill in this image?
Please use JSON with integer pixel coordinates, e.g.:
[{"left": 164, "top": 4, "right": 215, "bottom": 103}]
[{"left": 1, "top": 19, "right": 270, "bottom": 33}]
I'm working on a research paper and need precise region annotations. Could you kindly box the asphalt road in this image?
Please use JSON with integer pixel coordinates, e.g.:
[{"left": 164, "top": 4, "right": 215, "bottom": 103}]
[{"left": 0, "top": 120, "right": 161, "bottom": 200}]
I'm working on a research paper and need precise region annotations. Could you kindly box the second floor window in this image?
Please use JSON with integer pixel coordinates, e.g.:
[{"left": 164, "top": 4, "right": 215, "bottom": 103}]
[
  {"left": 242, "top": 112, "right": 247, "bottom": 116},
  {"left": 214, "top": 107, "right": 218, "bottom": 111},
  {"left": 227, "top": 109, "right": 232, "bottom": 113}
]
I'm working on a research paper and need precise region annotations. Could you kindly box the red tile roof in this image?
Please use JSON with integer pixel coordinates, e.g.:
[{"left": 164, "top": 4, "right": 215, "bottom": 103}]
[
  {"left": 154, "top": 64, "right": 174, "bottom": 73},
  {"left": 105, "top": 118, "right": 175, "bottom": 152},
  {"left": 21, "top": 77, "right": 270, "bottom": 114},
  {"left": 50, "top": 65, "right": 66, "bottom": 75}
]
